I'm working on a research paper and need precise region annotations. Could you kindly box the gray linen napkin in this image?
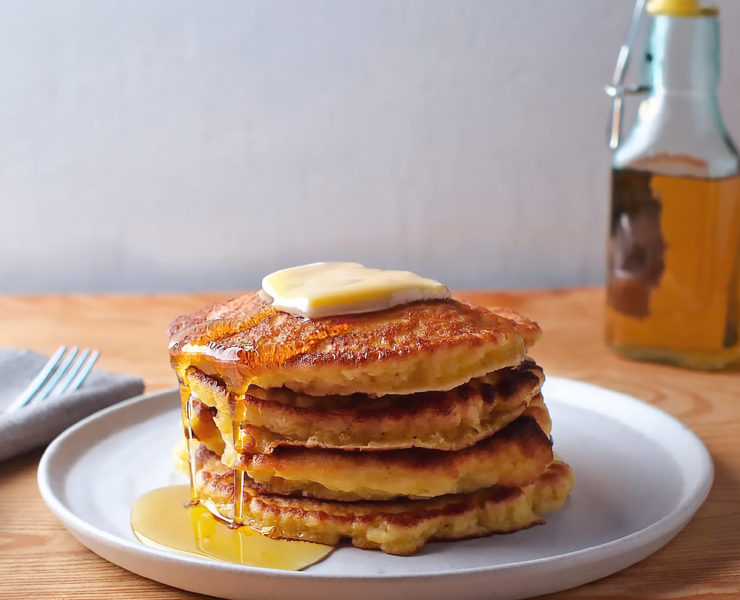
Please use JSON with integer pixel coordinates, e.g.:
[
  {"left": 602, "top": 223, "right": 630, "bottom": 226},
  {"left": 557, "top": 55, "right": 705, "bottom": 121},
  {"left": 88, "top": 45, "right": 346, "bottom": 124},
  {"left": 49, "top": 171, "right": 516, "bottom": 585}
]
[{"left": 0, "top": 347, "right": 144, "bottom": 460}]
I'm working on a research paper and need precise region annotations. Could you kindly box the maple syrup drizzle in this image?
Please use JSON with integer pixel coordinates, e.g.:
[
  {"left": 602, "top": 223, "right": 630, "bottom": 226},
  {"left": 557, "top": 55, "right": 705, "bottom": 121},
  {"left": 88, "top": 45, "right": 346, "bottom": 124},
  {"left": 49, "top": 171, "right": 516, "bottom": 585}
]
[
  {"left": 184, "top": 393, "right": 199, "bottom": 505},
  {"left": 230, "top": 416, "right": 245, "bottom": 528},
  {"left": 130, "top": 485, "right": 333, "bottom": 570},
  {"left": 130, "top": 383, "right": 334, "bottom": 570},
  {"left": 229, "top": 390, "right": 249, "bottom": 528},
  {"left": 232, "top": 469, "right": 246, "bottom": 528}
]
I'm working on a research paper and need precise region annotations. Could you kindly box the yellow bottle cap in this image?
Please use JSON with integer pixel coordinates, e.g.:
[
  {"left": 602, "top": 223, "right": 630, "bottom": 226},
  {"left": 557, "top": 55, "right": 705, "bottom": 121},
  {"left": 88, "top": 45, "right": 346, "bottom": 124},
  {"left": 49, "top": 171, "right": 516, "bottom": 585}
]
[{"left": 646, "top": 0, "right": 718, "bottom": 17}]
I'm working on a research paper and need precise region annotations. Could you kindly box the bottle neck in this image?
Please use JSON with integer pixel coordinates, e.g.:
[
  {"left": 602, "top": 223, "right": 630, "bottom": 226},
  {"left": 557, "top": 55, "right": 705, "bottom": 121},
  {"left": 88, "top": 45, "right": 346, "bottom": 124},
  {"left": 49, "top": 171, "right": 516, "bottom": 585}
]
[
  {"left": 645, "top": 14, "right": 719, "bottom": 96},
  {"left": 614, "top": 11, "right": 738, "bottom": 177}
]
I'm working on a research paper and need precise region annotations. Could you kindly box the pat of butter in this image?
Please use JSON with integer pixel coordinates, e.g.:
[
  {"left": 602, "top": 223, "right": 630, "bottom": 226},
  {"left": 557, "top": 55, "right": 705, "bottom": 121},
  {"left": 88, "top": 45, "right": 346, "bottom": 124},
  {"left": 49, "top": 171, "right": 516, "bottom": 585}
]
[{"left": 262, "top": 262, "right": 451, "bottom": 319}]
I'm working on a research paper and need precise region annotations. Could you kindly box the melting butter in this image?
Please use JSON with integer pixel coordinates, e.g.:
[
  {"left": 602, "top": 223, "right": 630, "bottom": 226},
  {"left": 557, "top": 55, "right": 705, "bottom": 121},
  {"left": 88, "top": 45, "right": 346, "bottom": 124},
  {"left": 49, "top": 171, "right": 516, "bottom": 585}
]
[
  {"left": 131, "top": 485, "right": 333, "bottom": 570},
  {"left": 262, "top": 262, "right": 450, "bottom": 318}
]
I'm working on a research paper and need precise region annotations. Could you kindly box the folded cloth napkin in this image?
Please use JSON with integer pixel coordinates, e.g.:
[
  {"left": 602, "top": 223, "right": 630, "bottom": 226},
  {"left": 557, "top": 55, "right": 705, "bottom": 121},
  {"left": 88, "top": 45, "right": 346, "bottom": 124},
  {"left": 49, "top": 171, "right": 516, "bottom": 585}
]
[{"left": 0, "top": 347, "right": 144, "bottom": 461}]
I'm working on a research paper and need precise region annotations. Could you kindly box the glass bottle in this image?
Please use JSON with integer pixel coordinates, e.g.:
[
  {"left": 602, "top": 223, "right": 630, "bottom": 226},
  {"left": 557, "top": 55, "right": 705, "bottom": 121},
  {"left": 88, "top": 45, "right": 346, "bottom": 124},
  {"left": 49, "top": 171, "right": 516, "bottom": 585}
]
[{"left": 606, "top": 0, "right": 740, "bottom": 369}]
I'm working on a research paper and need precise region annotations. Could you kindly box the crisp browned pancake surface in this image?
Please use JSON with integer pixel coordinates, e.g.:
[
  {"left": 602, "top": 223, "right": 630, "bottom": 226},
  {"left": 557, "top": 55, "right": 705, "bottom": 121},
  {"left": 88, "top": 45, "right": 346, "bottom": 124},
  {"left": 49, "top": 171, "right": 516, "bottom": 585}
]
[
  {"left": 231, "top": 416, "right": 553, "bottom": 501},
  {"left": 188, "top": 406, "right": 553, "bottom": 500},
  {"left": 188, "top": 442, "right": 574, "bottom": 555},
  {"left": 186, "top": 359, "right": 545, "bottom": 453},
  {"left": 169, "top": 292, "right": 541, "bottom": 396}
]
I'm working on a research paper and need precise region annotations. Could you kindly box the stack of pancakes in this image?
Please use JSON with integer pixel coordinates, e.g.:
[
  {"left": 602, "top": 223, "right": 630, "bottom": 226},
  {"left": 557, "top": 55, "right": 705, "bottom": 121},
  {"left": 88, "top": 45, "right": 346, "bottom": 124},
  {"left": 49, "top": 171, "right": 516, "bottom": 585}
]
[{"left": 168, "top": 292, "right": 574, "bottom": 555}]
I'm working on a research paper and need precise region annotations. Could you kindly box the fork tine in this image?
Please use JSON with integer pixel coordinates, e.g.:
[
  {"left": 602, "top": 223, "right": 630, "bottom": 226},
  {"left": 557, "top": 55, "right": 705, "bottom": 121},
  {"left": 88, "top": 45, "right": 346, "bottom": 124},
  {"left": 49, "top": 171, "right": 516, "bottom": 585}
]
[
  {"left": 5, "top": 346, "right": 67, "bottom": 413},
  {"left": 53, "top": 349, "right": 91, "bottom": 397},
  {"left": 68, "top": 350, "right": 100, "bottom": 391},
  {"left": 36, "top": 346, "right": 79, "bottom": 401}
]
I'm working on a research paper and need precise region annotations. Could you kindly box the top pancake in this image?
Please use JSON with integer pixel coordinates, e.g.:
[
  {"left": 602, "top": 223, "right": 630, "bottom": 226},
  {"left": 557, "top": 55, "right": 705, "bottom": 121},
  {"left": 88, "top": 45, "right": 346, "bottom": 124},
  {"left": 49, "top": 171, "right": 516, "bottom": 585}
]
[{"left": 169, "top": 291, "right": 541, "bottom": 396}]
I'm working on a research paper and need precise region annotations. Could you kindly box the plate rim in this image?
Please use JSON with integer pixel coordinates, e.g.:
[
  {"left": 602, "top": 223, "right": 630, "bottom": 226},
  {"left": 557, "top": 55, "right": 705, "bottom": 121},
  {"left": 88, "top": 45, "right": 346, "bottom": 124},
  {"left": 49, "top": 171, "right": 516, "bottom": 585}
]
[{"left": 37, "top": 376, "right": 714, "bottom": 582}]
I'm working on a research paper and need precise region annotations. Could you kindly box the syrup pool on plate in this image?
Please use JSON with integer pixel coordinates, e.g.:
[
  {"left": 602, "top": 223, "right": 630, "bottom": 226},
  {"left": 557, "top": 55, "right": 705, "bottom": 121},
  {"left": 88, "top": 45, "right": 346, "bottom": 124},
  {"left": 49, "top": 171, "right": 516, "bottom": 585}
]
[{"left": 130, "top": 485, "right": 333, "bottom": 571}]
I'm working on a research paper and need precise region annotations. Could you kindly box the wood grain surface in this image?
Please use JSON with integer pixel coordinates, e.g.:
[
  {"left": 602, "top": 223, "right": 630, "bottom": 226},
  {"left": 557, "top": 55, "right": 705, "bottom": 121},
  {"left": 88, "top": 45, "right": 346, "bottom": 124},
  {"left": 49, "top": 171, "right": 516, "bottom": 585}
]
[{"left": 0, "top": 289, "right": 737, "bottom": 600}]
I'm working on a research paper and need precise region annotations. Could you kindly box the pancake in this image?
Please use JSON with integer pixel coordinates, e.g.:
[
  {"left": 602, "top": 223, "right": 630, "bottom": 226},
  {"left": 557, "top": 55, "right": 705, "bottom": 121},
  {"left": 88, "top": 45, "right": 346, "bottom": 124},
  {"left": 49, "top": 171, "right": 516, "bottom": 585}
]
[
  {"left": 189, "top": 442, "right": 575, "bottom": 556},
  {"left": 168, "top": 292, "right": 541, "bottom": 397},
  {"left": 522, "top": 392, "right": 552, "bottom": 437},
  {"left": 185, "top": 359, "right": 545, "bottom": 453},
  {"left": 186, "top": 413, "right": 552, "bottom": 501},
  {"left": 233, "top": 416, "right": 552, "bottom": 501},
  {"left": 168, "top": 279, "right": 574, "bottom": 557},
  {"left": 184, "top": 396, "right": 225, "bottom": 456},
  {"left": 187, "top": 390, "right": 553, "bottom": 461}
]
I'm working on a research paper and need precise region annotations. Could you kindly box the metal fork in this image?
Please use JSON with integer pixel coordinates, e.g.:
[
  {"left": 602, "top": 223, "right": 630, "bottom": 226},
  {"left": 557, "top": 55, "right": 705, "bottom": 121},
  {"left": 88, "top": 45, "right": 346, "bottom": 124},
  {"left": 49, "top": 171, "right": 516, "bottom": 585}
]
[{"left": 5, "top": 346, "right": 100, "bottom": 413}]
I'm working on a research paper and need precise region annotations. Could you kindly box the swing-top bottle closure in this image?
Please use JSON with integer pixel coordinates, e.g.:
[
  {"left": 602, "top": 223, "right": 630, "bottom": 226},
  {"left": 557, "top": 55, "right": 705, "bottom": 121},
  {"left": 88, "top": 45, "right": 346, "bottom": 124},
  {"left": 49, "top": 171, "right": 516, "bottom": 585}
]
[{"left": 605, "top": 0, "right": 719, "bottom": 151}]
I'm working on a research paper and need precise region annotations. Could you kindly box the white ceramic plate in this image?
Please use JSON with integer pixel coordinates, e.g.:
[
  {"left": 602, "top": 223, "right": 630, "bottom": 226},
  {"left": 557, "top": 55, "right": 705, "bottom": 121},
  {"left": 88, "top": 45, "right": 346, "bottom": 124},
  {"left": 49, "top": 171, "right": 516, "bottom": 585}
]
[{"left": 38, "top": 377, "right": 712, "bottom": 600}]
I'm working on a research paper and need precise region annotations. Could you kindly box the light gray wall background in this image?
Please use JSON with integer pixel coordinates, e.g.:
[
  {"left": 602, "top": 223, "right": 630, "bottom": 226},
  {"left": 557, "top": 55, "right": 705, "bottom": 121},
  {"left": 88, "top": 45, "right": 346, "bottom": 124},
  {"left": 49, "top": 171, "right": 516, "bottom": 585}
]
[{"left": 2, "top": 0, "right": 739, "bottom": 293}]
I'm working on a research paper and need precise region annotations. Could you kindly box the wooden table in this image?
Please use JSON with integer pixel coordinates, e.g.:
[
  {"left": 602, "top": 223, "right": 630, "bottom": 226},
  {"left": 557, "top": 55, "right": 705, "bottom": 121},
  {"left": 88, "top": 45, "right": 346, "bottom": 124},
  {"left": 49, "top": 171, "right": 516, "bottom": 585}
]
[{"left": 1, "top": 289, "right": 738, "bottom": 600}]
